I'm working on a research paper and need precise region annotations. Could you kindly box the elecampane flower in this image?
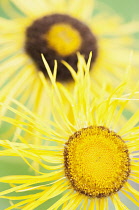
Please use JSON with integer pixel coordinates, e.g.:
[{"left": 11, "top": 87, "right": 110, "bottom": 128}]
[
  {"left": 0, "top": 55, "right": 139, "bottom": 209},
  {"left": 0, "top": 0, "right": 139, "bottom": 114}
]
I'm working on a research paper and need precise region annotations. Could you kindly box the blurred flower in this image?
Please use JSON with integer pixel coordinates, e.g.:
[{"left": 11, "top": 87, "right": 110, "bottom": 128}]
[
  {"left": 0, "top": 54, "right": 139, "bottom": 209},
  {"left": 0, "top": 0, "right": 139, "bottom": 116}
]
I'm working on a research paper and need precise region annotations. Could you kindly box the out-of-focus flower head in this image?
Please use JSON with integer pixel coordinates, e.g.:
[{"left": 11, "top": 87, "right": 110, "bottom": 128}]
[{"left": 0, "top": 0, "right": 139, "bottom": 115}]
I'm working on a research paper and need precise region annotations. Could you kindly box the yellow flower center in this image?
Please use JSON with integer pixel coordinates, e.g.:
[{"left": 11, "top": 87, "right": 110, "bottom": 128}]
[
  {"left": 64, "top": 126, "right": 130, "bottom": 198},
  {"left": 44, "top": 23, "right": 82, "bottom": 56}
]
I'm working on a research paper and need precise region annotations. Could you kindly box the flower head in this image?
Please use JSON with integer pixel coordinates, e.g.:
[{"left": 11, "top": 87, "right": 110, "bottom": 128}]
[
  {"left": 0, "top": 54, "right": 139, "bottom": 209},
  {"left": 0, "top": 0, "right": 139, "bottom": 120}
]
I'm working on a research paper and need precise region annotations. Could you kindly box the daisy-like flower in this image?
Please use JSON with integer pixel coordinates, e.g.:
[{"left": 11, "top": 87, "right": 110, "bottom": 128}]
[
  {"left": 0, "top": 55, "right": 139, "bottom": 210},
  {"left": 0, "top": 0, "right": 139, "bottom": 114}
]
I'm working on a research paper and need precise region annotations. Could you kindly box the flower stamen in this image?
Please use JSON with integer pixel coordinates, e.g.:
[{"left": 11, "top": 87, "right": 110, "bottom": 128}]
[{"left": 64, "top": 126, "right": 130, "bottom": 198}]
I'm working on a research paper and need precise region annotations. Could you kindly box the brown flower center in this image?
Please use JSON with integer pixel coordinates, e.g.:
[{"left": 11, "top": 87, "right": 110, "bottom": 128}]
[{"left": 25, "top": 14, "right": 98, "bottom": 82}]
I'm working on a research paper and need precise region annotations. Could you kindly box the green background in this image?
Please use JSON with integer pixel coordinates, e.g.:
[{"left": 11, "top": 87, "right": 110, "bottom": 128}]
[
  {"left": 0, "top": 0, "right": 139, "bottom": 209},
  {"left": 100, "top": 0, "right": 139, "bottom": 21}
]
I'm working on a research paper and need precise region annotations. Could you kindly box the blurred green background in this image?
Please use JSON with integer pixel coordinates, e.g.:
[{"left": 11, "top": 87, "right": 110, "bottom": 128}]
[
  {"left": 0, "top": 0, "right": 139, "bottom": 209},
  {"left": 100, "top": 0, "right": 139, "bottom": 21}
]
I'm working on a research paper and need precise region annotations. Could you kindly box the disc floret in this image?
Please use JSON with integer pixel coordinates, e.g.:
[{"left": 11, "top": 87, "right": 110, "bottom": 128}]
[{"left": 64, "top": 126, "right": 130, "bottom": 197}]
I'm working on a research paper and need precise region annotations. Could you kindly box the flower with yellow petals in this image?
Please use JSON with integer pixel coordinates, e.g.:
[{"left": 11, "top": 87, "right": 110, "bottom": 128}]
[
  {"left": 0, "top": 0, "right": 139, "bottom": 120},
  {"left": 0, "top": 54, "right": 139, "bottom": 210}
]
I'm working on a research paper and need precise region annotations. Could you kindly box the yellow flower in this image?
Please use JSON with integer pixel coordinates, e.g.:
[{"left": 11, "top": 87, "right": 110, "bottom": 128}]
[
  {"left": 0, "top": 0, "right": 139, "bottom": 113},
  {"left": 0, "top": 55, "right": 139, "bottom": 209}
]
